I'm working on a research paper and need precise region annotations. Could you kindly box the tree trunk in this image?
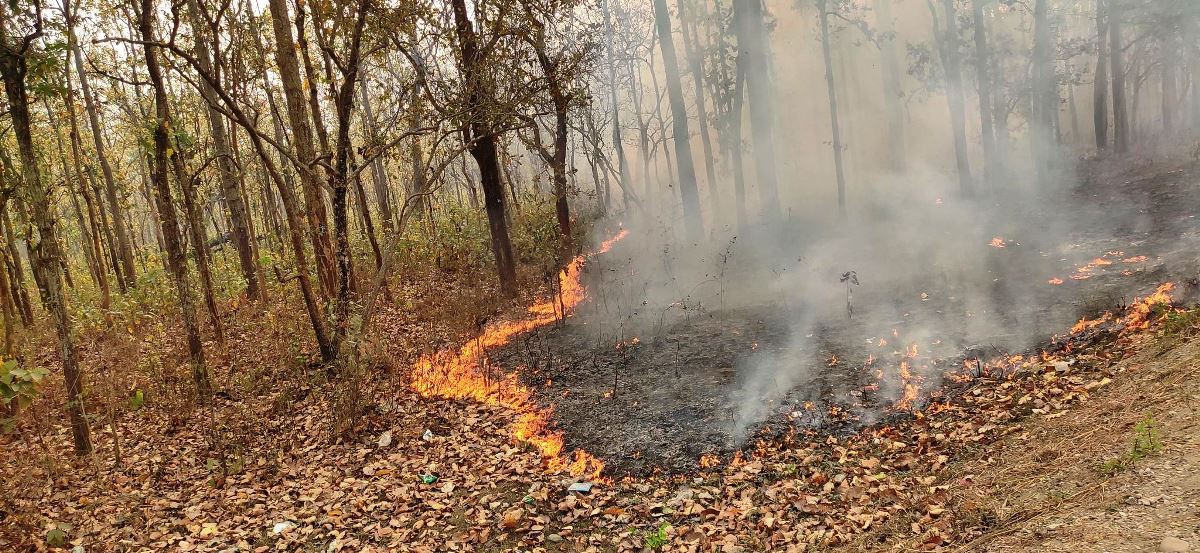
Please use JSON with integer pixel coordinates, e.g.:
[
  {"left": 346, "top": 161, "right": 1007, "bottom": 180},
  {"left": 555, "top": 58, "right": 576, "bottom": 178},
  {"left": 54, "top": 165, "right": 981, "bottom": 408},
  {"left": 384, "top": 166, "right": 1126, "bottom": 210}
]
[
  {"left": 873, "top": 0, "right": 906, "bottom": 173},
  {"left": 67, "top": 0, "right": 137, "bottom": 289},
  {"left": 297, "top": 0, "right": 333, "bottom": 159},
  {"left": 185, "top": 0, "right": 263, "bottom": 301},
  {"left": 1110, "top": 1, "right": 1129, "bottom": 153},
  {"left": 48, "top": 99, "right": 104, "bottom": 300},
  {"left": 450, "top": 0, "right": 517, "bottom": 293},
  {"left": 531, "top": 31, "right": 574, "bottom": 256},
  {"left": 1067, "top": 75, "right": 1081, "bottom": 141},
  {"left": 1094, "top": 0, "right": 1109, "bottom": 151},
  {"left": 933, "top": 0, "right": 973, "bottom": 194},
  {"left": 601, "top": 0, "right": 633, "bottom": 211},
  {"left": 2, "top": 212, "right": 34, "bottom": 325},
  {"left": 1027, "top": 0, "right": 1056, "bottom": 183},
  {"left": 1185, "top": 18, "right": 1200, "bottom": 134},
  {"left": 817, "top": 0, "right": 847, "bottom": 213},
  {"left": 971, "top": 0, "right": 996, "bottom": 188},
  {"left": 652, "top": 0, "right": 704, "bottom": 240},
  {"left": 325, "top": 0, "right": 369, "bottom": 354},
  {"left": 733, "top": 0, "right": 782, "bottom": 220},
  {"left": 138, "top": 0, "right": 211, "bottom": 397},
  {"left": 1162, "top": 33, "right": 1179, "bottom": 136},
  {"left": 0, "top": 233, "right": 12, "bottom": 356},
  {"left": 679, "top": 0, "right": 719, "bottom": 217},
  {"left": 172, "top": 138, "right": 225, "bottom": 345},
  {"left": 359, "top": 77, "right": 396, "bottom": 234},
  {"left": 267, "top": 0, "right": 338, "bottom": 299},
  {"left": 351, "top": 152, "right": 384, "bottom": 271},
  {"left": 731, "top": 51, "right": 748, "bottom": 230},
  {"left": 0, "top": 9, "right": 93, "bottom": 453},
  {"left": 408, "top": 82, "right": 431, "bottom": 223}
]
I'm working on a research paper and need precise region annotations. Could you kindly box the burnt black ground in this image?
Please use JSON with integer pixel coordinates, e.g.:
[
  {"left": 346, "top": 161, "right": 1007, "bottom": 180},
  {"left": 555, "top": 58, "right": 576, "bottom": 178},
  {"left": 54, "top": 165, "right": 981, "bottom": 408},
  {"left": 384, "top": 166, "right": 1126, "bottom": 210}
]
[{"left": 491, "top": 159, "right": 1200, "bottom": 476}]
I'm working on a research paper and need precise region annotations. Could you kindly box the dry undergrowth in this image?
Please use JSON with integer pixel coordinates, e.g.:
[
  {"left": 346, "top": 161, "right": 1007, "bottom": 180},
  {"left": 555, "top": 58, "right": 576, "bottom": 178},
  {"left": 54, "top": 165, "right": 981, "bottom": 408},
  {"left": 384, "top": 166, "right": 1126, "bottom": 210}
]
[
  {"left": 942, "top": 335, "right": 1200, "bottom": 552},
  {"left": 3, "top": 274, "right": 1199, "bottom": 552}
]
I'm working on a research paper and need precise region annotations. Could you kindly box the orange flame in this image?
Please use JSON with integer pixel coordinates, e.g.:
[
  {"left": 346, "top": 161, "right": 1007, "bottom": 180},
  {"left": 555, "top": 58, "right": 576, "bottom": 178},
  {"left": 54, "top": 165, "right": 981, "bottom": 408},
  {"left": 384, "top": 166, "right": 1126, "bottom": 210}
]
[
  {"left": 1121, "top": 282, "right": 1174, "bottom": 330},
  {"left": 893, "top": 360, "right": 922, "bottom": 411},
  {"left": 409, "top": 229, "right": 629, "bottom": 479},
  {"left": 988, "top": 237, "right": 1007, "bottom": 248}
]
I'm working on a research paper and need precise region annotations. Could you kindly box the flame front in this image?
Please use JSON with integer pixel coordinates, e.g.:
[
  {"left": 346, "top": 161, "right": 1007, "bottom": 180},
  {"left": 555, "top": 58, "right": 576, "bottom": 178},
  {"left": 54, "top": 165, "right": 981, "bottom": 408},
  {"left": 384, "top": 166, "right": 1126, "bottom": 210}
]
[{"left": 409, "top": 229, "right": 629, "bottom": 479}]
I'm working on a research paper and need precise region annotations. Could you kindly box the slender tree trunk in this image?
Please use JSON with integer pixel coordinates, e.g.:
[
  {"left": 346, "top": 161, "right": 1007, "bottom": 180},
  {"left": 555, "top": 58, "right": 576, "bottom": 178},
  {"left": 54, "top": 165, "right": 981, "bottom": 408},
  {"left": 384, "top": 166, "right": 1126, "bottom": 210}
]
[
  {"left": 138, "top": 0, "right": 211, "bottom": 397},
  {"left": 1094, "top": 0, "right": 1109, "bottom": 151},
  {"left": 351, "top": 153, "right": 384, "bottom": 271},
  {"left": 325, "top": 0, "right": 369, "bottom": 353},
  {"left": 185, "top": 0, "right": 263, "bottom": 301},
  {"left": 67, "top": 0, "right": 136, "bottom": 289},
  {"left": 0, "top": 236, "right": 12, "bottom": 356},
  {"left": 297, "top": 0, "right": 333, "bottom": 159},
  {"left": 817, "top": 0, "right": 847, "bottom": 213},
  {"left": 679, "top": 0, "right": 719, "bottom": 217},
  {"left": 731, "top": 52, "right": 748, "bottom": 230},
  {"left": 531, "top": 32, "right": 574, "bottom": 256},
  {"left": 173, "top": 145, "right": 225, "bottom": 345},
  {"left": 1162, "top": 33, "right": 1179, "bottom": 136},
  {"left": 1030, "top": 0, "right": 1055, "bottom": 183},
  {"left": 933, "top": 0, "right": 973, "bottom": 194},
  {"left": 971, "top": 0, "right": 996, "bottom": 188},
  {"left": 647, "top": 51, "right": 677, "bottom": 193},
  {"left": 733, "top": 0, "right": 782, "bottom": 220},
  {"left": 601, "top": 0, "right": 633, "bottom": 211},
  {"left": 48, "top": 99, "right": 104, "bottom": 298},
  {"left": 628, "top": 59, "right": 654, "bottom": 201},
  {"left": 1110, "top": 1, "right": 1129, "bottom": 153},
  {"left": 2, "top": 212, "right": 33, "bottom": 325},
  {"left": 873, "top": 0, "right": 906, "bottom": 173},
  {"left": 0, "top": 10, "right": 93, "bottom": 453},
  {"left": 1067, "top": 76, "right": 1081, "bottom": 141},
  {"left": 1186, "top": 18, "right": 1200, "bottom": 134},
  {"left": 652, "top": 0, "right": 704, "bottom": 240},
  {"left": 267, "top": 0, "right": 337, "bottom": 298},
  {"left": 359, "top": 77, "right": 395, "bottom": 234},
  {"left": 408, "top": 83, "right": 431, "bottom": 223}
]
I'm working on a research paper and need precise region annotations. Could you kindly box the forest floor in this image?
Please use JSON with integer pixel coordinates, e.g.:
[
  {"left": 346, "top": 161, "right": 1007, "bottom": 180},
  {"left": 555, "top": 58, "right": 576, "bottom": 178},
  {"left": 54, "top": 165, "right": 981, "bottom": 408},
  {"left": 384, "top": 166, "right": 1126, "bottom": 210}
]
[{"left": 2, "top": 159, "right": 1200, "bottom": 552}]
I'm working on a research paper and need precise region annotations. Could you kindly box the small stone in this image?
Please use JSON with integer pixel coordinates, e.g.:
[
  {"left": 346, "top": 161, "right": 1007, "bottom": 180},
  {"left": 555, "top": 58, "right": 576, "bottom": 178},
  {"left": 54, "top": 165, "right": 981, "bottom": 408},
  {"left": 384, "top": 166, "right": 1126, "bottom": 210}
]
[
  {"left": 567, "top": 482, "right": 593, "bottom": 493},
  {"left": 1160, "top": 536, "right": 1190, "bottom": 553},
  {"left": 547, "top": 534, "right": 563, "bottom": 542}
]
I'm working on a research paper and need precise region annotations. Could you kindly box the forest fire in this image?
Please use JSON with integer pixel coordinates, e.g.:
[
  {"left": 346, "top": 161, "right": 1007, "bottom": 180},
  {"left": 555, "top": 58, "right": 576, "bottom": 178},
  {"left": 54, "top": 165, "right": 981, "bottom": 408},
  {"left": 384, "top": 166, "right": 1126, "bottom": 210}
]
[
  {"left": 1064, "top": 282, "right": 1175, "bottom": 336},
  {"left": 409, "top": 230, "right": 628, "bottom": 478}
]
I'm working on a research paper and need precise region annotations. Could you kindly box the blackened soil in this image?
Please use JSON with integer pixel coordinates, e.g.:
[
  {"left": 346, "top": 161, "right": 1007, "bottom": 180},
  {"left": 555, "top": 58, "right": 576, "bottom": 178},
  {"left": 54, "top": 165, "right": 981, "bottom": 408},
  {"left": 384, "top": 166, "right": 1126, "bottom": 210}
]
[{"left": 492, "top": 160, "right": 1200, "bottom": 476}]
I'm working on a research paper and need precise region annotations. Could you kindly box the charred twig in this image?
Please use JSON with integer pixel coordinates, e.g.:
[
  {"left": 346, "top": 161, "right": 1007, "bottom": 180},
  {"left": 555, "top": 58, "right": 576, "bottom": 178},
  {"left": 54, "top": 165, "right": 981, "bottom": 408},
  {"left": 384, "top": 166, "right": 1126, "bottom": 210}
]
[{"left": 841, "top": 271, "right": 859, "bottom": 319}]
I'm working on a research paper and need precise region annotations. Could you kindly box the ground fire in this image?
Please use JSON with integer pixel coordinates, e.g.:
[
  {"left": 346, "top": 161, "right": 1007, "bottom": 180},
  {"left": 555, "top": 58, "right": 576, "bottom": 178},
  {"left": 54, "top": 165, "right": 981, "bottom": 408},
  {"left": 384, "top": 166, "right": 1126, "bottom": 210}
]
[{"left": 5, "top": 0, "right": 1200, "bottom": 551}]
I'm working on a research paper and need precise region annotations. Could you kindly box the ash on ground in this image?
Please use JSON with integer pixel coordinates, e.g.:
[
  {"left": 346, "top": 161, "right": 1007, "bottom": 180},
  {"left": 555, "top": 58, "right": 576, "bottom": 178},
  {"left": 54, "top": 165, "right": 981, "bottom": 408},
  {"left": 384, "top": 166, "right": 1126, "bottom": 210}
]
[{"left": 492, "top": 162, "right": 1200, "bottom": 476}]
